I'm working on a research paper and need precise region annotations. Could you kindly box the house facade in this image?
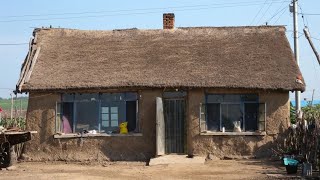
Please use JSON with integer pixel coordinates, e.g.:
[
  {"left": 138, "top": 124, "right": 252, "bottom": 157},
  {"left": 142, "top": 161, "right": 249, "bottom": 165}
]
[{"left": 17, "top": 14, "right": 305, "bottom": 161}]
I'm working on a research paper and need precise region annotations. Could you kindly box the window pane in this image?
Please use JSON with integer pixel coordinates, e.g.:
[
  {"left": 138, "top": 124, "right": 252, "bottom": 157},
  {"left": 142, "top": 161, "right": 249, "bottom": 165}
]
[
  {"left": 111, "top": 114, "right": 118, "bottom": 121},
  {"left": 258, "top": 103, "right": 266, "bottom": 131},
  {"left": 101, "top": 93, "right": 123, "bottom": 101},
  {"left": 111, "top": 121, "right": 118, "bottom": 127},
  {"left": 102, "top": 121, "right": 109, "bottom": 127},
  {"left": 101, "top": 107, "right": 109, "bottom": 113},
  {"left": 163, "top": 92, "right": 187, "bottom": 99},
  {"left": 57, "top": 103, "right": 61, "bottom": 113},
  {"left": 244, "top": 103, "right": 259, "bottom": 131},
  {"left": 62, "top": 102, "right": 73, "bottom": 133},
  {"left": 223, "top": 95, "right": 241, "bottom": 102},
  {"left": 62, "top": 94, "right": 74, "bottom": 102},
  {"left": 241, "top": 94, "right": 258, "bottom": 102},
  {"left": 75, "top": 101, "right": 99, "bottom": 132},
  {"left": 207, "top": 95, "right": 223, "bottom": 103},
  {"left": 75, "top": 93, "right": 99, "bottom": 101},
  {"left": 126, "top": 101, "right": 137, "bottom": 132},
  {"left": 101, "top": 114, "right": 109, "bottom": 121},
  {"left": 56, "top": 114, "right": 61, "bottom": 133},
  {"left": 200, "top": 103, "right": 206, "bottom": 132},
  {"left": 111, "top": 107, "right": 118, "bottom": 113},
  {"left": 221, "top": 104, "right": 242, "bottom": 132},
  {"left": 125, "top": 93, "right": 138, "bottom": 101},
  {"left": 206, "top": 103, "right": 220, "bottom": 131},
  {"left": 207, "top": 94, "right": 258, "bottom": 103}
]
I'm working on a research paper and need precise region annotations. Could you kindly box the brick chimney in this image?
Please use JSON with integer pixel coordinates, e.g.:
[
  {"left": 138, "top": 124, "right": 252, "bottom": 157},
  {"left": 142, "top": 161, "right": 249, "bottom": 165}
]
[{"left": 163, "top": 13, "right": 175, "bottom": 29}]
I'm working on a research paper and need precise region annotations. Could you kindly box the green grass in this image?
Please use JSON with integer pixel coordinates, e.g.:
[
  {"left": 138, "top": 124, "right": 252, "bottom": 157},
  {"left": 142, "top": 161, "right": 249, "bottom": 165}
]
[{"left": 0, "top": 97, "right": 28, "bottom": 111}]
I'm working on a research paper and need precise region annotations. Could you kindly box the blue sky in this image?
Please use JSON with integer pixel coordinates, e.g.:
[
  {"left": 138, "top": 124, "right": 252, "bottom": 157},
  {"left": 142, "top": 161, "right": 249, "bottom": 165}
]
[{"left": 0, "top": 0, "right": 319, "bottom": 100}]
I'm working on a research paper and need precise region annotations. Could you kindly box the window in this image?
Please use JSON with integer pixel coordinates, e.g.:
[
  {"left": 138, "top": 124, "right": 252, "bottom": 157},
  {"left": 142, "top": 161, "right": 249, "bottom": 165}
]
[
  {"left": 56, "top": 93, "right": 139, "bottom": 134},
  {"left": 200, "top": 94, "right": 266, "bottom": 132}
]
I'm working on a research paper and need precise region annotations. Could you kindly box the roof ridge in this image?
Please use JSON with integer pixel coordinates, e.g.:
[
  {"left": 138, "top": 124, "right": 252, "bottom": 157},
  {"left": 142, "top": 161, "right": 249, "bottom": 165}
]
[{"left": 33, "top": 25, "right": 287, "bottom": 34}]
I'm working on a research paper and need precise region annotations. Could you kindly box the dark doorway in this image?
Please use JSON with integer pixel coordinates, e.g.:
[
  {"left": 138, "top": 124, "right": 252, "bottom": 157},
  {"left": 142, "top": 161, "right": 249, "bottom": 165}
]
[{"left": 163, "top": 92, "right": 186, "bottom": 154}]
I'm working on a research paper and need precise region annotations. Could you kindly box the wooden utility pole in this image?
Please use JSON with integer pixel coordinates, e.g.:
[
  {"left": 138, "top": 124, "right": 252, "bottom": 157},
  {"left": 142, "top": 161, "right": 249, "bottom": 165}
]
[
  {"left": 311, "top": 89, "right": 315, "bottom": 106},
  {"left": 303, "top": 27, "right": 320, "bottom": 65}
]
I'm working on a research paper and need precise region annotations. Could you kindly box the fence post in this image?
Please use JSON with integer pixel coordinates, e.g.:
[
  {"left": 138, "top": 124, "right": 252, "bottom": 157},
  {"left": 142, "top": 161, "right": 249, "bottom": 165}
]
[
  {"left": 20, "top": 99, "right": 22, "bottom": 119},
  {"left": 10, "top": 93, "right": 13, "bottom": 121}
]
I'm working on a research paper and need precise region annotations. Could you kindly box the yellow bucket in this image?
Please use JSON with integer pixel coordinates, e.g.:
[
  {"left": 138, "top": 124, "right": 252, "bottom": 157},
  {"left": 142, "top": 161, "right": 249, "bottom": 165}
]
[{"left": 119, "top": 122, "right": 128, "bottom": 134}]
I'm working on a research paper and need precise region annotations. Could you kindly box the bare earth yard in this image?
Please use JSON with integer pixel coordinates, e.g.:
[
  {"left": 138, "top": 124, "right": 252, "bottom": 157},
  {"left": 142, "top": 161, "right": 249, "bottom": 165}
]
[{"left": 0, "top": 159, "right": 287, "bottom": 180}]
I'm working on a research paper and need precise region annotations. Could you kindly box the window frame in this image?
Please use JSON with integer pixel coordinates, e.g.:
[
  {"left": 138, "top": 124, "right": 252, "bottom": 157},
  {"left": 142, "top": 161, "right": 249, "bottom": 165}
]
[
  {"left": 201, "top": 94, "right": 266, "bottom": 134},
  {"left": 55, "top": 92, "right": 140, "bottom": 135}
]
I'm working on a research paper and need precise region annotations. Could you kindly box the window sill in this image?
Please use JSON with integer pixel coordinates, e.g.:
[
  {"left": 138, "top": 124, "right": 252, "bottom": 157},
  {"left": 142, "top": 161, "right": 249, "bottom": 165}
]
[
  {"left": 200, "top": 131, "right": 266, "bottom": 136},
  {"left": 53, "top": 133, "right": 143, "bottom": 139}
]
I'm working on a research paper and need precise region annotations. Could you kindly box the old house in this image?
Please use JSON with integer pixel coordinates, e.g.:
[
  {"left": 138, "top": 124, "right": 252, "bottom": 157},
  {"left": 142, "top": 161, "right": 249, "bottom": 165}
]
[{"left": 16, "top": 14, "right": 305, "bottom": 161}]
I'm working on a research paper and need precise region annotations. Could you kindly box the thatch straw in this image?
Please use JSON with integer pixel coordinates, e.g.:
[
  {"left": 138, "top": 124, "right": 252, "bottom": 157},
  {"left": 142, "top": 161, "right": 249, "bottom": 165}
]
[{"left": 17, "top": 26, "right": 305, "bottom": 92}]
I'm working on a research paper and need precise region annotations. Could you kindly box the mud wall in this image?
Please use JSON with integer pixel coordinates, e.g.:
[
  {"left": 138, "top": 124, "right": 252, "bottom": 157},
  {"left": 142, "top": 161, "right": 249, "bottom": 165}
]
[
  {"left": 187, "top": 89, "right": 290, "bottom": 158},
  {"left": 24, "top": 88, "right": 290, "bottom": 161},
  {"left": 24, "top": 90, "right": 162, "bottom": 161}
]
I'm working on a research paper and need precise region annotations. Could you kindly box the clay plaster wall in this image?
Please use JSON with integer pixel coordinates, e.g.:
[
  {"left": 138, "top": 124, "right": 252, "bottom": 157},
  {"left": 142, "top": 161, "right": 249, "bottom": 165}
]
[
  {"left": 24, "top": 90, "right": 161, "bottom": 161},
  {"left": 24, "top": 88, "right": 289, "bottom": 161}
]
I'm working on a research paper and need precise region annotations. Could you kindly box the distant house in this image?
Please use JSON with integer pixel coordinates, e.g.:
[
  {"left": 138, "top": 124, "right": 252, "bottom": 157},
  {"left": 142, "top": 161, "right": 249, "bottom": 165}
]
[{"left": 16, "top": 13, "right": 305, "bottom": 161}]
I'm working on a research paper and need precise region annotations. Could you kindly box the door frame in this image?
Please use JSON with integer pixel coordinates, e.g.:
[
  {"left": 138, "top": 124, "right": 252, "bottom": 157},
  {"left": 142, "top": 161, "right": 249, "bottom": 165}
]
[{"left": 162, "top": 91, "right": 187, "bottom": 154}]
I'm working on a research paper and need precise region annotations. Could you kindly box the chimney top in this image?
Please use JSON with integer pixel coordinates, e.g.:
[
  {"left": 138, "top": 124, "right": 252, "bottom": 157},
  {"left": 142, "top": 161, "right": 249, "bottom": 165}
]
[{"left": 163, "top": 13, "right": 175, "bottom": 29}]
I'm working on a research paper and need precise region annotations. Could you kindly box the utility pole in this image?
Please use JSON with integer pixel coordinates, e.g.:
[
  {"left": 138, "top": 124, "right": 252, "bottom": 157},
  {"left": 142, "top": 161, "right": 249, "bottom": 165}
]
[
  {"left": 292, "top": 0, "right": 301, "bottom": 112},
  {"left": 311, "top": 89, "right": 315, "bottom": 106},
  {"left": 303, "top": 27, "right": 320, "bottom": 65}
]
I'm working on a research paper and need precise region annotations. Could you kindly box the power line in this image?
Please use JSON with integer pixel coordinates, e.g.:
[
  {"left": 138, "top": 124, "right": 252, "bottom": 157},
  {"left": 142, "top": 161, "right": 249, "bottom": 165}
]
[
  {"left": 0, "top": 1, "right": 290, "bottom": 23},
  {"left": 298, "top": 4, "right": 308, "bottom": 27},
  {"left": 1, "top": 0, "right": 283, "bottom": 18},
  {"left": 273, "top": 6, "right": 287, "bottom": 24},
  {"left": 265, "top": 2, "right": 287, "bottom": 24},
  {"left": 0, "top": 43, "right": 28, "bottom": 46},
  {"left": 287, "top": 30, "right": 320, "bottom": 41},
  {"left": 256, "top": 0, "right": 274, "bottom": 25},
  {"left": 250, "top": 0, "right": 269, "bottom": 25},
  {"left": 298, "top": 13, "right": 320, "bottom": 16},
  {"left": 296, "top": 4, "right": 320, "bottom": 42}
]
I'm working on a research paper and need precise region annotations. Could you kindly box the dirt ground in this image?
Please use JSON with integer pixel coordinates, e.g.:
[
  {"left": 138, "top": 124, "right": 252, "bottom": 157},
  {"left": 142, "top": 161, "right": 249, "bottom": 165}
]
[{"left": 0, "top": 159, "right": 286, "bottom": 180}]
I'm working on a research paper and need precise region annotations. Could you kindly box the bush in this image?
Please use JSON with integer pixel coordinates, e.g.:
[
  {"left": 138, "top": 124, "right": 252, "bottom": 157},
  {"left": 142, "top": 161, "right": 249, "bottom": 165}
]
[{"left": 0, "top": 117, "right": 26, "bottom": 130}]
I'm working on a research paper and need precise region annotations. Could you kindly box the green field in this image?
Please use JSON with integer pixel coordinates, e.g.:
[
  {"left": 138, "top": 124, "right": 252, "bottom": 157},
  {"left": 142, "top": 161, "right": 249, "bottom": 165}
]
[{"left": 0, "top": 97, "right": 28, "bottom": 111}]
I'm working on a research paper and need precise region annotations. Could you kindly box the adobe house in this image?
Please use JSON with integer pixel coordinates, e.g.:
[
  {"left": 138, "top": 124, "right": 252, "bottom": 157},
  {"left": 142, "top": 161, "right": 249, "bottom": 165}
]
[{"left": 16, "top": 13, "right": 305, "bottom": 161}]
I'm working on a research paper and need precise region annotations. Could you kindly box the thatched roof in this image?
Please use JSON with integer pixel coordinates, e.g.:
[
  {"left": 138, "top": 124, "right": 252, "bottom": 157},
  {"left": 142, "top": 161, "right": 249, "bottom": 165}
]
[{"left": 17, "top": 26, "right": 305, "bottom": 92}]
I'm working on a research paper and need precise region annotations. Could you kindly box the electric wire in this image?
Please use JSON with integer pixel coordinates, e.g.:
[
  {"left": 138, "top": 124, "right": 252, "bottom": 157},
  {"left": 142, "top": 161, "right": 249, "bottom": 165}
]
[
  {"left": 0, "top": 0, "right": 286, "bottom": 18},
  {"left": 265, "top": 1, "right": 287, "bottom": 24},
  {"left": 297, "top": 5, "right": 320, "bottom": 41},
  {"left": 256, "top": 0, "right": 274, "bottom": 25},
  {"left": 249, "top": 0, "right": 269, "bottom": 25},
  {"left": 0, "top": 1, "right": 290, "bottom": 23},
  {"left": 287, "top": 30, "right": 320, "bottom": 41},
  {"left": 0, "top": 43, "right": 28, "bottom": 46},
  {"left": 273, "top": 6, "right": 287, "bottom": 24},
  {"left": 298, "top": 13, "right": 320, "bottom": 16}
]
